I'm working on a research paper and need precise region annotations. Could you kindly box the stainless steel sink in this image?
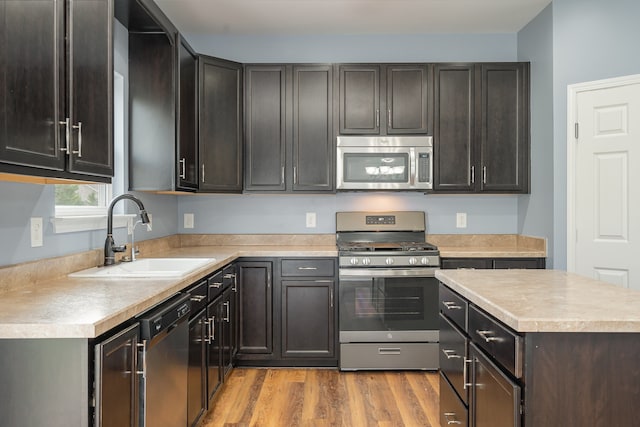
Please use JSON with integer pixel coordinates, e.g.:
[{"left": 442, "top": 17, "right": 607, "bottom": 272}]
[{"left": 69, "top": 258, "right": 215, "bottom": 278}]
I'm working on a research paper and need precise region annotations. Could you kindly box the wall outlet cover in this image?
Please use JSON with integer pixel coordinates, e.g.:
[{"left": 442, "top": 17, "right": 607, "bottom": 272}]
[
  {"left": 30, "top": 217, "right": 43, "bottom": 247},
  {"left": 184, "top": 213, "right": 195, "bottom": 229},
  {"left": 456, "top": 212, "right": 467, "bottom": 228},
  {"left": 306, "top": 212, "right": 317, "bottom": 228}
]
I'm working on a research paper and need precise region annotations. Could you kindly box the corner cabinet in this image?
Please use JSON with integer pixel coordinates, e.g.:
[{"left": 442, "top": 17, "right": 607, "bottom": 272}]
[
  {"left": 199, "top": 56, "right": 243, "bottom": 192},
  {"left": 338, "top": 64, "right": 432, "bottom": 135},
  {"left": 434, "top": 63, "right": 530, "bottom": 193},
  {"left": 1, "top": 0, "right": 113, "bottom": 181},
  {"left": 244, "top": 64, "right": 334, "bottom": 193}
]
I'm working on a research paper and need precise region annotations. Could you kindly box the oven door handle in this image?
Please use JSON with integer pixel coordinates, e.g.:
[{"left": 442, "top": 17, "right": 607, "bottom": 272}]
[{"left": 339, "top": 268, "right": 438, "bottom": 278}]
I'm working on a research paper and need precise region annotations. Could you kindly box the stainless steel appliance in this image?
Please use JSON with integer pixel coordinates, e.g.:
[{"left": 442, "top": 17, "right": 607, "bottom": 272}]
[
  {"left": 138, "top": 293, "right": 191, "bottom": 427},
  {"left": 337, "top": 211, "right": 440, "bottom": 370},
  {"left": 336, "top": 136, "right": 433, "bottom": 191}
]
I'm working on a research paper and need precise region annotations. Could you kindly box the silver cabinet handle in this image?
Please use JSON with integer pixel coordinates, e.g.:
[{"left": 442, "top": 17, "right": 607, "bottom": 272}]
[
  {"left": 223, "top": 301, "right": 230, "bottom": 322},
  {"left": 476, "top": 329, "right": 500, "bottom": 342},
  {"left": 201, "top": 164, "right": 205, "bottom": 183},
  {"left": 179, "top": 158, "right": 186, "bottom": 179},
  {"left": 72, "top": 122, "right": 82, "bottom": 157},
  {"left": 190, "top": 294, "right": 206, "bottom": 302},
  {"left": 297, "top": 267, "right": 317, "bottom": 271},
  {"left": 59, "top": 118, "right": 70, "bottom": 154},
  {"left": 471, "top": 166, "right": 475, "bottom": 184},
  {"left": 136, "top": 342, "right": 146, "bottom": 378},
  {"left": 281, "top": 166, "right": 285, "bottom": 185},
  {"left": 441, "top": 349, "right": 462, "bottom": 359},
  {"left": 378, "top": 347, "right": 401, "bottom": 355},
  {"left": 463, "top": 358, "right": 472, "bottom": 389},
  {"left": 293, "top": 166, "right": 297, "bottom": 184},
  {"left": 209, "top": 316, "right": 215, "bottom": 342},
  {"left": 376, "top": 109, "right": 380, "bottom": 128},
  {"left": 443, "top": 301, "right": 462, "bottom": 310},
  {"left": 482, "top": 166, "right": 487, "bottom": 184},
  {"left": 444, "top": 413, "right": 462, "bottom": 425},
  {"left": 388, "top": 109, "right": 392, "bottom": 128},
  {"left": 210, "top": 281, "right": 222, "bottom": 289}
]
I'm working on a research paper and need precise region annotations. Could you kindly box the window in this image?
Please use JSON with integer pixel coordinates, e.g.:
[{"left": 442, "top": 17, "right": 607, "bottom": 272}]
[{"left": 54, "top": 183, "right": 112, "bottom": 216}]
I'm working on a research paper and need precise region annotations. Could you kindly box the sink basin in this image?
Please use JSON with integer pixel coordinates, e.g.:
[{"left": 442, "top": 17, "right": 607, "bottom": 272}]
[{"left": 69, "top": 258, "right": 215, "bottom": 279}]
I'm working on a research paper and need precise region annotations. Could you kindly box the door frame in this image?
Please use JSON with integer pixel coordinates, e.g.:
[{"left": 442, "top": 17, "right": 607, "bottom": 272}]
[{"left": 566, "top": 73, "right": 640, "bottom": 272}]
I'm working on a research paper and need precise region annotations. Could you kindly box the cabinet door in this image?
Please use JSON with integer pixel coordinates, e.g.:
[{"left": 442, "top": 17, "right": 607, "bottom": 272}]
[
  {"left": 281, "top": 279, "right": 335, "bottom": 358},
  {"left": 176, "top": 35, "right": 198, "bottom": 190},
  {"left": 338, "top": 64, "right": 380, "bottom": 134},
  {"left": 244, "top": 65, "right": 286, "bottom": 191},
  {"left": 221, "top": 287, "right": 233, "bottom": 378},
  {"left": 434, "top": 64, "right": 475, "bottom": 191},
  {"left": 206, "top": 299, "right": 222, "bottom": 401},
  {"left": 386, "top": 64, "right": 432, "bottom": 134},
  {"left": 292, "top": 65, "right": 334, "bottom": 192},
  {"left": 441, "top": 258, "right": 492, "bottom": 270},
  {"left": 199, "top": 56, "right": 243, "bottom": 192},
  {"left": 237, "top": 261, "right": 273, "bottom": 355},
  {"left": 478, "top": 63, "right": 529, "bottom": 193},
  {"left": 187, "top": 311, "right": 206, "bottom": 427},
  {"left": 470, "top": 344, "right": 521, "bottom": 427},
  {"left": 0, "top": 0, "right": 65, "bottom": 171},
  {"left": 94, "top": 323, "right": 139, "bottom": 427},
  {"left": 67, "top": 0, "right": 113, "bottom": 177}
]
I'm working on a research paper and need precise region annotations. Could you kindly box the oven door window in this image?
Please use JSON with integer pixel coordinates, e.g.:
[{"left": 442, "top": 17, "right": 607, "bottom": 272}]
[
  {"left": 339, "top": 276, "right": 439, "bottom": 331},
  {"left": 343, "top": 153, "right": 409, "bottom": 183}
]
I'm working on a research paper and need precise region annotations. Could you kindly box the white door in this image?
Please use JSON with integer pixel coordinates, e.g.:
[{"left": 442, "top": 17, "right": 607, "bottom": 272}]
[{"left": 569, "top": 75, "right": 640, "bottom": 289}]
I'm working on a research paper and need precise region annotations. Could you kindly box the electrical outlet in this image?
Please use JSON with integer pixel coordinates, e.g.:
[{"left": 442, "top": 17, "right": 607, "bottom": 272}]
[
  {"left": 30, "top": 217, "right": 43, "bottom": 247},
  {"left": 456, "top": 212, "right": 467, "bottom": 228},
  {"left": 184, "top": 213, "right": 195, "bottom": 229},
  {"left": 306, "top": 212, "right": 317, "bottom": 228}
]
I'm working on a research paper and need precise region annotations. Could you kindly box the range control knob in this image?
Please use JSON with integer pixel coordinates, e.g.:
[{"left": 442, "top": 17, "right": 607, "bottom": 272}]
[
  {"left": 409, "top": 257, "right": 418, "bottom": 265},
  {"left": 362, "top": 258, "right": 371, "bottom": 266},
  {"left": 350, "top": 257, "right": 359, "bottom": 265},
  {"left": 385, "top": 257, "right": 395, "bottom": 265},
  {"left": 421, "top": 257, "right": 430, "bottom": 265}
]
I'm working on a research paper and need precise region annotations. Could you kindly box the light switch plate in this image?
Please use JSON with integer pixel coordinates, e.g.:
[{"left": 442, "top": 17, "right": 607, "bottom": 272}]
[
  {"left": 456, "top": 213, "right": 467, "bottom": 228},
  {"left": 184, "top": 213, "right": 194, "bottom": 229},
  {"left": 306, "top": 212, "right": 317, "bottom": 228},
  {"left": 30, "top": 217, "right": 43, "bottom": 247}
]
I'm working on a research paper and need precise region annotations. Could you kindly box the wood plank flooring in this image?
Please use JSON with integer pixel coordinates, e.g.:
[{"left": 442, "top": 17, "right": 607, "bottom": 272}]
[{"left": 201, "top": 368, "right": 441, "bottom": 427}]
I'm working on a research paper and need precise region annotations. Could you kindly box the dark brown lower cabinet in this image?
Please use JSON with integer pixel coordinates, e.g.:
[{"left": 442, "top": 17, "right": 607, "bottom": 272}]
[
  {"left": 187, "top": 310, "right": 207, "bottom": 427},
  {"left": 441, "top": 257, "right": 545, "bottom": 270}
]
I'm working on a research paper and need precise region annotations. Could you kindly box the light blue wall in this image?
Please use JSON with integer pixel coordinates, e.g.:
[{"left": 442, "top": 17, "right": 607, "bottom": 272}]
[
  {"left": 552, "top": 0, "right": 640, "bottom": 269},
  {"left": 178, "top": 32, "right": 522, "bottom": 238},
  {"left": 517, "top": 4, "right": 554, "bottom": 265}
]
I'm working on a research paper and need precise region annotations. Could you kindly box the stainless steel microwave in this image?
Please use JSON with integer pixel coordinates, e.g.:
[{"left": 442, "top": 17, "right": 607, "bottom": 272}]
[{"left": 336, "top": 136, "right": 433, "bottom": 191}]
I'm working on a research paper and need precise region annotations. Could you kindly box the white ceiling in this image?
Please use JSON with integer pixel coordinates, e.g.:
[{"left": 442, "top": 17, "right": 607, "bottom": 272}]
[{"left": 154, "top": 0, "right": 552, "bottom": 36}]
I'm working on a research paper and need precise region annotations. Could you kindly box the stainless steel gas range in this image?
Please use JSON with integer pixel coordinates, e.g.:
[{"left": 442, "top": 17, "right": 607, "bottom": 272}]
[{"left": 336, "top": 211, "right": 440, "bottom": 371}]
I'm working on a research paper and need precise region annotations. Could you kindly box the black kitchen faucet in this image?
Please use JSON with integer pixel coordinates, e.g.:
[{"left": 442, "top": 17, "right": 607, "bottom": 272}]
[{"left": 104, "top": 194, "right": 150, "bottom": 266}]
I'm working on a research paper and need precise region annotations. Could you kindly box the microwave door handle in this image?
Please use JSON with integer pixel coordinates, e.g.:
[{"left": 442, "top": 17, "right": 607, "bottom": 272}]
[{"left": 409, "top": 148, "right": 416, "bottom": 186}]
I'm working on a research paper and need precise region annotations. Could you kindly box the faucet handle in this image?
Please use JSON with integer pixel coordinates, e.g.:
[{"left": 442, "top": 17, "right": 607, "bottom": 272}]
[{"left": 112, "top": 244, "right": 127, "bottom": 253}]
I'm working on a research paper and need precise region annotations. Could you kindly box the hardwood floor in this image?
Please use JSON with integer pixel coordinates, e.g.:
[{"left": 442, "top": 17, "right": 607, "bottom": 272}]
[{"left": 201, "top": 368, "right": 441, "bottom": 427}]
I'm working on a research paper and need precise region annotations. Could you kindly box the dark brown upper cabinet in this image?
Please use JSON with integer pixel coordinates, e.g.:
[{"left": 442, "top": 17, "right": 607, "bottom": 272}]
[
  {"left": 199, "top": 56, "right": 243, "bottom": 193},
  {"left": 434, "top": 62, "right": 530, "bottom": 194},
  {"left": 244, "top": 64, "right": 334, "bottom": 193},
  {"left": 119, "top": 0, "right": 199, "bottom": 192},
  {"left": 338, "top": 64, "right": 432, "bottom": 135},
  {"left": 1, "top": 0, "right": 114, "bottom": 182}
]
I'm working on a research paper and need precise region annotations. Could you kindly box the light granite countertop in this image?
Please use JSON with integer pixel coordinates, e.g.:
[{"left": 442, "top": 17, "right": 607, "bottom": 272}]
[
  {"left": 0, "top": 245, "right": 336, "bottom": 340},
  {"left": 436, "top": 269, "right": 640, "bottom": 333}
]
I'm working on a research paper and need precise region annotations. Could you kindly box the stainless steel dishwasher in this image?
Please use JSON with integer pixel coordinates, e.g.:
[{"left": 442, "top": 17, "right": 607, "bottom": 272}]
[{"left": 138, "top": 293, "right": 191, "bottom": 427}]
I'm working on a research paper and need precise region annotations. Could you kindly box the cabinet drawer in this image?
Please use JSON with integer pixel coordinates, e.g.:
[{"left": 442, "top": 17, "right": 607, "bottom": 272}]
[
  {"left": 186, "top": 279, "right": 209, "bottom": 314},
  {"left": 468, "top": 305, "right": 523, "bottom": 378},
  {"left": 439, "top": 283, "right": 468, "bottom": 330},
  {"left": 441, "top": 258, "right": 492, "bottom": 269},
  {"left": 492, "top": 258, "right": 544, "bottom": 269},
  {"left": 439, "top": 313, "right": 468, "bottom": 405},
  {"left": 208, "top": 270, "right": 225, "bottom": 300},
  {"left": 439, "top": 372, "right": 468, "bottom": 427},
  {"left": 340, "top": 343, "right": 439, "bottom": 370},
  {"left": 281, "top": 259, "right": 335, "bottom": 277}
]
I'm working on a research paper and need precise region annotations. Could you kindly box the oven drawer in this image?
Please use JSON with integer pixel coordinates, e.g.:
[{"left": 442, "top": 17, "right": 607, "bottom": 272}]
[
  {"left": 468, "top": 305, "right": 523, "bottom": 378},
  {"left": 439, "top": 371, "right": 468, "bottom": 427},
  {"left": 281, "top": 259, "right": 336, "bottom": 277},
  {"left": 339, "top": 343, "right": 439, "bottom": 370},
  {"left": 439, "top": 313, "right": 468, "bottom": 405},
  {"left": 439, "top": 283, "right": 468, "bottom": 330}
]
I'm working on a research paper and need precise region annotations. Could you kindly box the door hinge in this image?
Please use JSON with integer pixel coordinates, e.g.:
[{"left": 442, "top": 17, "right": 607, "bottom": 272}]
[{"left": 575, "top": 123, "right": 579, "bottom": 139}]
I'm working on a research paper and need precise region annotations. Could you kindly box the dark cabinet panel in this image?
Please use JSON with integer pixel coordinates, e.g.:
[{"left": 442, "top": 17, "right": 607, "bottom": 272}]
[
  {"left": 176, "top": 36, "right": 198, "bottom": 190},
  {"left": 434, "top": 64, "right": 475, "bottom": 191},
  {"left": 1, "top": 0, "right": 113, "bottom": 180},
  {"left": 292, "top": 65, "right": 334, "bottom": 191},
  {"left": 441, "top": 257, "right": 545, "bottom": 270},
  {"left": 244, "top": 66, "right": 286, "bottom": 191},
  {"left": 199, "top": 56, "right": 243, "bottom": 192},
  {"left": 187, "top": 311, "right": 206, "bottom": 427},
  {"left": 206, "top": 297, "right": 223, "bottom": 401},
  {"left": 492, "top": 258, "right": 545, "bottom": 269},
  {"left": 441, "top": 258, "right": 493, "bottom": 270},
  {"left": 281, "top": 280, "right": 335, "bottom": 358},
  {"left": 338, "top": 65, "right": 380, "bottom": 134},
  {"left": 237, "top": 261, "right": 273, "bottom": 355},
  {"left": 479, "top": 63, "right": 529, "bottom": 193},
  {"left": 386, "top": 64, "right": 432, "bottom": 134},
  {"left": 439, "top": 372, "right": 468, "bottom": 427}
]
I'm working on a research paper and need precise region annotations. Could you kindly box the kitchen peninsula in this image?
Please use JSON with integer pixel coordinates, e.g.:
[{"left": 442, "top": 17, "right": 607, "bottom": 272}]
[{"left": 437, "top": 269, "right": 640, "bottom": 427}]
